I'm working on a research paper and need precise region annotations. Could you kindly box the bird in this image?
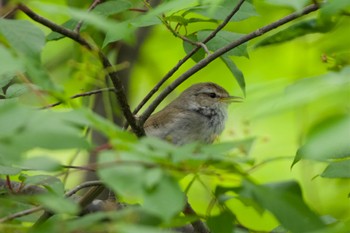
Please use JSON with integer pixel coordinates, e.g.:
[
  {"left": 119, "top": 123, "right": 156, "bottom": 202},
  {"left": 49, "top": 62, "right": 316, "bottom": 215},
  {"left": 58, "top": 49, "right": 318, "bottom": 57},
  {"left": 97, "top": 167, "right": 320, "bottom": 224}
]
[{"left": 144, "top": 82, "right": 242, "bottom": 145}]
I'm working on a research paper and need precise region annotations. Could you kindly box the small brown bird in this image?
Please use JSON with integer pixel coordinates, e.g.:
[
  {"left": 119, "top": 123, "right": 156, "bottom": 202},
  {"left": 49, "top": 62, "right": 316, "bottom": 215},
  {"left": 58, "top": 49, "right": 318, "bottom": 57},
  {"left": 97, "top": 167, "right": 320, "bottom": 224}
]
[{"left": 144, "top": 82, "right": 242, "bottom": 145}]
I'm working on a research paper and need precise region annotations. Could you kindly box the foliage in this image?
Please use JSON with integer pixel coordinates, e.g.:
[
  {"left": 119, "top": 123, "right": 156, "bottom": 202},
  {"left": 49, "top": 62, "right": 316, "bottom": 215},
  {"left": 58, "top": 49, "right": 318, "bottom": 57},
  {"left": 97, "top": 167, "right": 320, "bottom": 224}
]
[{"left": 0, "top": 0, "right": 350, "bottom": 233}]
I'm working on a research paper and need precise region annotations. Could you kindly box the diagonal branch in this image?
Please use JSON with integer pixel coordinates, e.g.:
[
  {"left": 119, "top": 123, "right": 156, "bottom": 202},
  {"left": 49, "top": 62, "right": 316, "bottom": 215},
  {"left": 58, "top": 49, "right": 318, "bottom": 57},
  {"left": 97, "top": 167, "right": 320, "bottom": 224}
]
[
  {"left": 17, "top": 3, "right": 145, "bottom": 137},
  {"left": 129, "top": 0, "right": 247, "bottom": 119},
  {"left": 41, "top": 87, "right": 117, "bottom": 109},
  {"left": 139, "top": 4, "right": 320, "bottom": 124}
]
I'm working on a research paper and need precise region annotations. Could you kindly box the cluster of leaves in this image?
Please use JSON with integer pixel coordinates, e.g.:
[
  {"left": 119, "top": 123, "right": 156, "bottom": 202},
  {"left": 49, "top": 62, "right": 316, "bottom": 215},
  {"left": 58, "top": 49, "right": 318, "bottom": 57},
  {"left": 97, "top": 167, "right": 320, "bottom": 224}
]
[{"left": 0, "top": 0, "right": 350, "bottom": 233}]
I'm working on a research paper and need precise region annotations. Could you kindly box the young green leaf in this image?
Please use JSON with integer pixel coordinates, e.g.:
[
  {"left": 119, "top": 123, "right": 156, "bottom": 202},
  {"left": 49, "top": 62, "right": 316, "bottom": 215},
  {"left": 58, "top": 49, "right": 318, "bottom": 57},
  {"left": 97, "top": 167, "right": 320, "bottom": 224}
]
[{"left": 221, "top": 55, "right": 246, "bottom": 96}]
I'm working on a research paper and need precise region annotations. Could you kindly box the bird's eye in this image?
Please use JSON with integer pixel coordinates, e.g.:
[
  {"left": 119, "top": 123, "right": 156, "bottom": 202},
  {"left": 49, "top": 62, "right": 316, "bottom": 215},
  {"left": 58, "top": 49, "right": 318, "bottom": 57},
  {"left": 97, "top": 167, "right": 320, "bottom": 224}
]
[{"left": 208, "top": 92, "right": 217, "bottom": 98}]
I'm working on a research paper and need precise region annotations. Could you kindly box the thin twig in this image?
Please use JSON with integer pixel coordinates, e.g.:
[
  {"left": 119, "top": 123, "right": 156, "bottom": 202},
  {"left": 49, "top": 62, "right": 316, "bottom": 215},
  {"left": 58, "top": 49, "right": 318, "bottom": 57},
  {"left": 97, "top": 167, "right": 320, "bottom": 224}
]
[
  {"left": 139, "top": 4, "right": 319, "bottom": 124},
  {"left": 128, "top": 0, "right": 246, "bottom": 126},
  {"left": 65, "top": 180, "right": 103, "bottom": 197},
  {"left": 17, "top": 3, "right": 144, "bottom": 137},
  {"left": 41, "top": 87, "right": 116, "bottom": 109},
  {"left": 0, "top": 206, "right": 43, "bottom": 223},
  {"left": 74, "top": 0, "right": 102, "bottom": 33}
]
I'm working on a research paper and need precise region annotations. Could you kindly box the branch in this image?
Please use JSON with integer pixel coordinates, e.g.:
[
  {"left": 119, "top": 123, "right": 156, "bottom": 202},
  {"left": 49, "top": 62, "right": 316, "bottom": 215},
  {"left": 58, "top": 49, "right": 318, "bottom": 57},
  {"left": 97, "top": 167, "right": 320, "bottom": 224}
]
[
  {"left": 129, "top": 0, "right": 246, "bottom": 121},
  {"left": 183, "top": 201, "right": 210, "bottom": 233},
  {"left": 0, "top": 180, "right": 103, "bottom": 223},
  {"left": 41, "top": 87, "right": 117, "bottom": 109},
  {"left": 17, "top": 3, "right": 145, "bottom": 137},
  {"left": 139, "top": 4, "right": 319, "bottom": 124}
]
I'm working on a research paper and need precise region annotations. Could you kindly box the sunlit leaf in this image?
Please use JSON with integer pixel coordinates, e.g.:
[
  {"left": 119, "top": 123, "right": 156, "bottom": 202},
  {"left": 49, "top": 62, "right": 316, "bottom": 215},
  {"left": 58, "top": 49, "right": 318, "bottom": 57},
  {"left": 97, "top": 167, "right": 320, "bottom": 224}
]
[{"left": 255, "top": 19, "right": 334, "bottom": 48}]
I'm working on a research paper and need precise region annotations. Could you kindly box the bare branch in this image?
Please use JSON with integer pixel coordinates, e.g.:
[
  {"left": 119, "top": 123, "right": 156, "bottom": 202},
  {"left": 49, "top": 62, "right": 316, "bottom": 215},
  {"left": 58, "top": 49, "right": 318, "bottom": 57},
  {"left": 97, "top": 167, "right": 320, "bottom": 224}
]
[
  {"left": 129, "top": 0, "right": 246, "bottom": 122},
  {"left": 139, "top": 4, "right": 320, "bottom": 124},
  {"left": 183, "top": 201, "right": 210, "bottom": 233},
  {"left": 41, "top": 87, "right": 117, "bottom": 109},
  {"left": 17, "top": 3, "right": 144, "bottom": 137},
  {"left": 0, "top": 206, "right": 43, "bottom": 223}
]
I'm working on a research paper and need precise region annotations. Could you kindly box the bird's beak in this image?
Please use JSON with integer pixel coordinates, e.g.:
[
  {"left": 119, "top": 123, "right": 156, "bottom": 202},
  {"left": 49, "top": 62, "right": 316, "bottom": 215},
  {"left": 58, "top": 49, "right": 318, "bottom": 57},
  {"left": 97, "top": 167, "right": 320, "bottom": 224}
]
[{"left": 220, "top": 96, "right": 243, "bottom": 103}]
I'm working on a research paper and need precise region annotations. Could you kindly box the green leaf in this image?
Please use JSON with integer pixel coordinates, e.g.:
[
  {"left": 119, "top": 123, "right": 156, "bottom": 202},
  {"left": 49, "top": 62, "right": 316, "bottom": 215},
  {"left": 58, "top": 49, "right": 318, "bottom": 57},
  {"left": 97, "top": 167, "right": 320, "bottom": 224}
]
[
  {"left": 255, "top": 19, "right": 334, "bottom": 48},
  {"left": 294, "top": 116, "right": 350, "bottom": 165},
  {"left": 207, "top": 210, "right": 235, "bottom": 233},
  {"left": 24, "top": 175, "right": 64, "bottom": 195},
  {"left": 188, "top": 0, "right": 257, "bottom": 22},
  {"left": 0, "top": 103, "right": 89, "bottom": 165},
  {"left": 19, "top": 156, "right": 62, "bottom": 172},
  {"left": 92, "top": 0, "right": 132, "bottom": 16},
  {"left": 265, "top": 0, "right": 310, "bottom": 11},
  {"left": 197, "top": 30, "right": 248, "bottom": 57},
  {"left": 0, "top": 165, "right": 21, "bottom": 175},
  {"left": 36, "top": 193, "right": 79, "bottom": 214},
  {"left": 5, "top": 83, "right": 30, "bottom": 98},
  {"left": 0, "top": 19, "right": 45, "bottom": 59},
  {"left": 0, "top": 45, "right": 24, "bottom": 80},
  {"left": 319, "top": 0, "right": 350, "bottom": 24},
  {"left": 143, "top": 174, "right": 185, "bottom": 221},
  {"left": 97, "top": 150, "right": 146, "bottom": 199},
  {"left": 240, "top": 180, "right": 326, "bottom": 233},
  {"left": 182, "top": 34, "right": 206, "bottom": 62},
  {"left": 221, "top": 55, "right": 245, "bottom": 95},
  {"left": 321, "top": 160, "right": 350, "bottom": 179}
]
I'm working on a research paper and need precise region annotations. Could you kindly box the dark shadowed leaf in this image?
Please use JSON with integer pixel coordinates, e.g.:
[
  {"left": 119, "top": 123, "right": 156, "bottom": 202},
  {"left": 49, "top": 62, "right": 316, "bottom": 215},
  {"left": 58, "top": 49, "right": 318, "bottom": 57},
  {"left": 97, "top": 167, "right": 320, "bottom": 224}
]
[
  {"left": 182, "top": 34, "right": 206, "bottom": 62},
  {"left": 240, "top": 180, "right": 325, "bottom": 233},
  {"left": 207, "top": 210, "right": 235, "bottom": 233}
]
